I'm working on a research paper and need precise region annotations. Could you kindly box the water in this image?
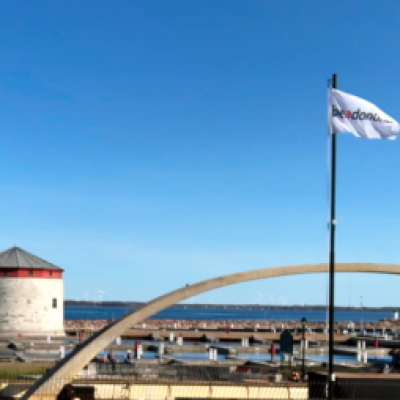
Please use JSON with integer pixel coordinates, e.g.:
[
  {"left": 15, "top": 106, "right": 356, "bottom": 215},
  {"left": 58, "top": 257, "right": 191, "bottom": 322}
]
[
  {"left": 236, "top": 353, "right": 273, "bottom": 361},
  {"left": 305, "top": 354, "right": 357, "bottom": 363},
  {"left": 65, "top": 349, "right": 157, "bottom": 360},
  {"left": 65, "top": 305, "right": 392, "bottom": 322},
  {"left": 370, "top": 356, "right": 392, "bottom": 363},
  {"left": 215, "top": 341, "right": 256, "bottom": 347},
  {"left": 172, "top": 352, "right": 225, "bottom": 360}
]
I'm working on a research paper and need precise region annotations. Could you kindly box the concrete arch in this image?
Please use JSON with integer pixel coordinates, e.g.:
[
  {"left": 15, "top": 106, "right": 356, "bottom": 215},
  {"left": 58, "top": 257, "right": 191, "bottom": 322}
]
[{"left": 23, "top": 262, "right": 400, "bottom": 398}]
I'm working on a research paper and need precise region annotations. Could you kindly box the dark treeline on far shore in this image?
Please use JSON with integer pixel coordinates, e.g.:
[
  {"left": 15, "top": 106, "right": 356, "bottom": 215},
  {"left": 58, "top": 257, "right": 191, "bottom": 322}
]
[{"left": 64, "top": 300, "right": 397, "bottom": 312}]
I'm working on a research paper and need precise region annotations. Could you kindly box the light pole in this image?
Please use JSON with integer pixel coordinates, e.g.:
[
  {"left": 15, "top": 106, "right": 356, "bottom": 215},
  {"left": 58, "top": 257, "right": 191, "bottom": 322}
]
[{"left": 301, "top": 317, "right": 307, "bottom": 380}]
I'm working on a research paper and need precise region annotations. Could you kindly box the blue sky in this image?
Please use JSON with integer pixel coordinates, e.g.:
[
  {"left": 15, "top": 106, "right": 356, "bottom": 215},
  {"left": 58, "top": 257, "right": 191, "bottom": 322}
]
[{"left": 1, "top": 1, "right": 400, "bottom": 306}]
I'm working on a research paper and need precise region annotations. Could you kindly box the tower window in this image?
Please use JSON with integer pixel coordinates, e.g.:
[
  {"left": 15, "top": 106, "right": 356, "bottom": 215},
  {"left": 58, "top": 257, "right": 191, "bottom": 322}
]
[
  {"left": 29, "top": 270, "right": 33, "bottom": 275},
  {"left": 52, "top": 298, "right": 57, "bottom": 309},
  {"left": 3, "top": 270, "right": 8, "bottom": 276},
  {"left": 49, "top": 271, "right": 53, "bottom": 277}
]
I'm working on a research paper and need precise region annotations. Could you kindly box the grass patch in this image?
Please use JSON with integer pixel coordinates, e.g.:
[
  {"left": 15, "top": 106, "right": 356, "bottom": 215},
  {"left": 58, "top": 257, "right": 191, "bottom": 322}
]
[{"left": 0, "top": 362, "right": 55, "bottom": 380}]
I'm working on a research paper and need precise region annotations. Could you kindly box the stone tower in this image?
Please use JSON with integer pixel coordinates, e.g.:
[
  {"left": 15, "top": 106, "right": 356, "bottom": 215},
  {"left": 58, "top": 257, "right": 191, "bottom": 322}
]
[{"left": 0, "top": 246, "right": 64, "bottom": 336}]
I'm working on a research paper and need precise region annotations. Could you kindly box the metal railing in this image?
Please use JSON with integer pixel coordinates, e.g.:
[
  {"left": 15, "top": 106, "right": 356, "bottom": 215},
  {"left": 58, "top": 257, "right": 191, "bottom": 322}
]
[{"left": 0, "top": 362, "right": 397, "bottom": 399}]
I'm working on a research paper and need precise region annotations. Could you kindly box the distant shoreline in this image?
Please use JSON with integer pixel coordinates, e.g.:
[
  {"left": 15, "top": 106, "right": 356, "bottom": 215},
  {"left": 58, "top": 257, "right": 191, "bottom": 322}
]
[{"left": 64, "top": 300, "right": 397, "bottom": 313}]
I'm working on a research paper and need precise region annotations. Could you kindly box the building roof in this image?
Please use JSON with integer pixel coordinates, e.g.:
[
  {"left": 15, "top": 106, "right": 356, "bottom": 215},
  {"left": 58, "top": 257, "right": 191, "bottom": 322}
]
[{"left": 0, "top": 247, "right": 63, "bottom": 270}]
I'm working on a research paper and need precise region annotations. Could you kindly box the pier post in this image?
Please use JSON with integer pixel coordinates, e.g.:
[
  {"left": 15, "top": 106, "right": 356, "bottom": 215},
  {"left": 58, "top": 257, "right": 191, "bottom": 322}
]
[
  {"left": 158, "top": 342, "right": 164, "bottom": 358},
  {"left": 208, "top": 348, "right": 213, "bottom": 360},
  {"left": 137, "top": 344, "right": 142, "bottom": 359},
  {"left": 60, "top": 346, "right": 65, "bottom": 359},
  {"left": 300, "top": 339, "right": 308, "bottom": 349}
]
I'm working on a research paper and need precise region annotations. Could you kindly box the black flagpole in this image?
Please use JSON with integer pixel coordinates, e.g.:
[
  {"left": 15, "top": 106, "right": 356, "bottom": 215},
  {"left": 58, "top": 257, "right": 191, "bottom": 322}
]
[{"left": 328, "top": 73, "right": 337, "bottom": 400}]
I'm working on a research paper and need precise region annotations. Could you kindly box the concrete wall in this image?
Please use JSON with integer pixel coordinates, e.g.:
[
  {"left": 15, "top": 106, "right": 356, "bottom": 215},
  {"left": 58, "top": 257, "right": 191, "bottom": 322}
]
[
  {"left": 89, "top": 383, "right": 308, "bottom": 400},
  {"left": 0, "top": 278, "right": 64, "bottom": 336},
  {"left": 3, "top": 382, "right": 308, "bottom": 400}
]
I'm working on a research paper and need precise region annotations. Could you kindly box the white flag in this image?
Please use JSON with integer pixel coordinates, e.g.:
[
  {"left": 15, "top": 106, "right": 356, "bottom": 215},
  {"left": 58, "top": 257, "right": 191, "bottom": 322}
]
[{"left": 329, "top": 89, "right": 400, "bottom": 140}]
